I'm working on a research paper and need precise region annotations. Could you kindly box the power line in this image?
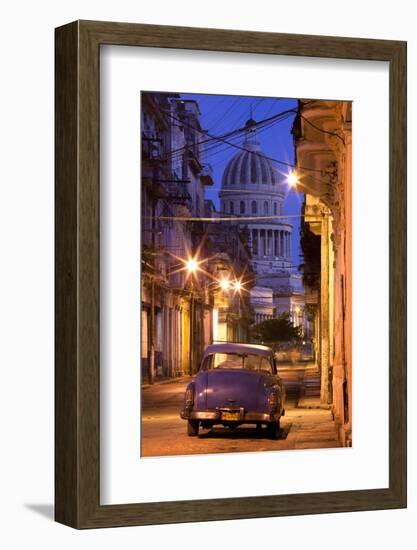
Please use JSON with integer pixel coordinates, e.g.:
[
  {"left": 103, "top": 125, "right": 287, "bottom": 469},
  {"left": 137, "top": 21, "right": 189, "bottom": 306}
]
[
  {"left": 198, "top": 95, "right": 229, "bottom": 122},
  {"left": 193, "top": 112, "right": 294, "bottom": 164},
  {"left": 300, "top": 113, "right": 345, "bottom": 145},
  {"left": 207, "top": 96, "right": 244, "bottom": 132},
  {"left": 147, "top": 213, "right": 328, "bottom": 222},
  {"left": 166, "top": 104, "right": 298, "bottom": 161},
  {"left": 163, "top": 107, "right": 324, "bottom": 175}
]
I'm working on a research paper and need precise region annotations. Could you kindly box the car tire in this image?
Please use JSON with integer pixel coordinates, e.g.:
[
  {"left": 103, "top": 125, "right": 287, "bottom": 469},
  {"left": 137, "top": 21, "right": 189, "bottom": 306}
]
[
  {"left": 187, "top": 420, "right": 199, "bottom": 436},
  {"left": 266, "top": 421, "right": 280, "bottom": 439}
]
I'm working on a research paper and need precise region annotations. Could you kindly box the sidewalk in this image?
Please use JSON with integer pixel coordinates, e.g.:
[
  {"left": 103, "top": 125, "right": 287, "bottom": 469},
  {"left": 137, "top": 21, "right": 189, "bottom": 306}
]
[
  {"left": 296, "top": 396, "right": 331, "bottom": 410},
  {"left": 141, "top": 375, "right": 192, "bottom": 390}
]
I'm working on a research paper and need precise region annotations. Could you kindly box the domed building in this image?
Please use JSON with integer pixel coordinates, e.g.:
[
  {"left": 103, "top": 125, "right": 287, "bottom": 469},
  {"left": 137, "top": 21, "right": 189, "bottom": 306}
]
[
  {"left": 220, "top": 118, "right": 293, "bottom": 276},
  {"left": 219, "top": 118, "right": 306, "bottom": 329}
]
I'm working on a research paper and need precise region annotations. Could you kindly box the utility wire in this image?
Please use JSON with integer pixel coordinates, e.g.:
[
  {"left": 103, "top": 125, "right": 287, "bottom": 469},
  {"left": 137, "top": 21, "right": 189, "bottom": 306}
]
[
  {"left": 163, "top": 107, "right": 327, "bottom": 178},
  {"left": 167, "top": 105, "right": 297, "bottom": 161},
  {"left": 190, "top": 113, "right": 294, "bottom": 164},
  {"left": 147, "top": 213, "right": 328, "bottom": 222},
  {"left": 300, "top": 113, "right": 345, "bottom": 145}
]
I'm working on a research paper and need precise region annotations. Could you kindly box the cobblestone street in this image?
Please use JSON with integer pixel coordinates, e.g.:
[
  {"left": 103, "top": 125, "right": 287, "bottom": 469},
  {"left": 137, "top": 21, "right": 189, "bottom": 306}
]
[{"left": 141, "top": 364, "right": 341, "bottom": 457}]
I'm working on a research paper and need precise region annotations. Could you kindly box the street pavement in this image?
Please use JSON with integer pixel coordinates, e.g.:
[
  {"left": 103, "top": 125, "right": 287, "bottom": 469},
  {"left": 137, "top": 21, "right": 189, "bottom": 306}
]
[{"left": 141, "top": 363, "right": 342, "bottom": 457}]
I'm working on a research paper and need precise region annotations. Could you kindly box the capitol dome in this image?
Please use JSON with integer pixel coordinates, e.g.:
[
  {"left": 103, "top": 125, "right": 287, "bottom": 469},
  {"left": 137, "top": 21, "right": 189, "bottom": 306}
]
[
  {"left": 219, "top": 117, "right": 293, "bottom": 278},
  {"left": 222, "top": 118, "right": 281, "bottom": 190}
]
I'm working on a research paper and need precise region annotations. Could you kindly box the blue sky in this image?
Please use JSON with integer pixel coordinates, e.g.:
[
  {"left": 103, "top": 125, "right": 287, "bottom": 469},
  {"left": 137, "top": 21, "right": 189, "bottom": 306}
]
[{"left": 181, "top": 93, "right": 304, "bottom": 270}]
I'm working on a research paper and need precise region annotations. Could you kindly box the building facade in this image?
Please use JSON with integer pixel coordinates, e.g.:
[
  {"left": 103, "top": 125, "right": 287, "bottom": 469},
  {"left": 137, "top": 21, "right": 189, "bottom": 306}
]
[
  {"left": 141, "top": 94, "right": 214, "bottom": 382},
  {"left": 293, "top": 99, "right": 352, "bottom": 446},
  {"left": 203, "top": 199, "right": 254, "bottom": 344},
  {"left": 141, "top": 94, "right": 253, "bottom": 382}
]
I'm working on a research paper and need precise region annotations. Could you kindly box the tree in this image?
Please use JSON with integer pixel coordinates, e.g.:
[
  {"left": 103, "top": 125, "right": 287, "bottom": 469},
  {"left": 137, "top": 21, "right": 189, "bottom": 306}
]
[
  {"left": 299, "top": 201, "right": 321, "bottom": 290},
  {"left": 250, "top": 313, "right": 302, "bottom": 344}
]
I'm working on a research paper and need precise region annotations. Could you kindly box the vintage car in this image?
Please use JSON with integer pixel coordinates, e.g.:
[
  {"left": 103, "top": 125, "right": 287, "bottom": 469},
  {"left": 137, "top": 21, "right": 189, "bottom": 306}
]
[{"left": 180, "top": 342, "right": 285, "bottom": 438}]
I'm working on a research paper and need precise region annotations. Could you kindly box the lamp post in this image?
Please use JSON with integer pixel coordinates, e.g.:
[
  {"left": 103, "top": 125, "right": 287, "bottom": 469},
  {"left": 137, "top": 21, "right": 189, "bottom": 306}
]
[
  {"left": 215, "top": 275, "right": 245, "bottom": 343},
  {"left": 184, "top": 257, "right": 198, "bottom": 375}
]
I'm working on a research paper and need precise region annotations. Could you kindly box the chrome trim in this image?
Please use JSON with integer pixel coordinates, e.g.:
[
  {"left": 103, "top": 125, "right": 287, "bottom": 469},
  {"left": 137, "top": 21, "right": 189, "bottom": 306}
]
[{"left": 180, "top": 408, "right": 280, "bottom": 423}]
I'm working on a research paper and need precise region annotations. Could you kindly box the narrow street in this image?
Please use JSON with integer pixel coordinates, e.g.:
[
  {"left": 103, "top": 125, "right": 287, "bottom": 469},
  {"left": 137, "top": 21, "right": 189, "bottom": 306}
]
[{"left": 141, "top": 363, "right": 341, "bottom": 457}]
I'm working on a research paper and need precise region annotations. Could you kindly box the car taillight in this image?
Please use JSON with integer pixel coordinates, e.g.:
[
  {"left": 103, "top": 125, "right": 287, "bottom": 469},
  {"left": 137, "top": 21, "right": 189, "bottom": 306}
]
[
  {"left": 185, "top": 387, "right": 194, "bottom": 406},
  {"left": 268, "top": 391, "right": 278, "bottom": 411}
]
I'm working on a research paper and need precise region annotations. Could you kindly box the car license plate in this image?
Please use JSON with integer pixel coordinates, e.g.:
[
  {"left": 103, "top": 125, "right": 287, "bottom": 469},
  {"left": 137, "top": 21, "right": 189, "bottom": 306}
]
[{"left": 222, "top": 411, "right": 240, "bottom": 421}]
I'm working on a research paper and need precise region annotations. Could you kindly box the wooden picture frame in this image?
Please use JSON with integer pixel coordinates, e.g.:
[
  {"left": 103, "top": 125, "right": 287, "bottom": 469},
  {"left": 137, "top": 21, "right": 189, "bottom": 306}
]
[{"left": 55, "top": 20, "right": 407, "bottom": 529}]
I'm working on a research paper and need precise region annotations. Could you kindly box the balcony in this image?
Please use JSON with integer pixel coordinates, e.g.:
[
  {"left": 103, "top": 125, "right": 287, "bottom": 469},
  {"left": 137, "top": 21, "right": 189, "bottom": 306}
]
[
  {"left": 167, "top": 173, "right": 192, "bottom": 207},
  {"left": 142, "top": 131, "right": 164, "bottom": 162},
  {"left": 201, "top": 163, "right": 214, "bottom": 186}
]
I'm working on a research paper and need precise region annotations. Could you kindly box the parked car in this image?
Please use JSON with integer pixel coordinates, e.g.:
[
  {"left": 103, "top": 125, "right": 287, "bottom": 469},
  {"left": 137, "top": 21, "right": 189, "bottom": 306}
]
[{"left": 180, "top": 342, "right": 285, "bottom": 438}]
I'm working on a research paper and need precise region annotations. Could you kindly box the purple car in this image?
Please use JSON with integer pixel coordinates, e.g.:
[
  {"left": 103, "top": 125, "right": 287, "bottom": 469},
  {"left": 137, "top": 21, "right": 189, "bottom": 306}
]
[{"left": 180, "top": 343, "right": 285, "bottom": 438}]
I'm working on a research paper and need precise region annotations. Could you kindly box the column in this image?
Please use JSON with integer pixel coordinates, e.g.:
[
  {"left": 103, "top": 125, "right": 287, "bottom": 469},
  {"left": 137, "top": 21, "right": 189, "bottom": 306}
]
[
  {"left": 320, "top": 215, "right": 332, "bottom": 405},
  {"left": 173, "top": 308, "right": 177, "bottom": 375}
]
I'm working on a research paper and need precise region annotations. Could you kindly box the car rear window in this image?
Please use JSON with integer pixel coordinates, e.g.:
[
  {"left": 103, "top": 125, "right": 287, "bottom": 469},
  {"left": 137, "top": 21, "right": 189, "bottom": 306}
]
[{"left": 207, "top": 352, "right": 273, "bottom": 373}]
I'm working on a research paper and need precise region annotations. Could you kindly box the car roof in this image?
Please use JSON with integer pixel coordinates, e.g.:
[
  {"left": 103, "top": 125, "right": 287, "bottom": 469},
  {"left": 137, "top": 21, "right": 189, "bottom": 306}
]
[{"left": 203, "top": 342, "right": 273, "bottom": 358}]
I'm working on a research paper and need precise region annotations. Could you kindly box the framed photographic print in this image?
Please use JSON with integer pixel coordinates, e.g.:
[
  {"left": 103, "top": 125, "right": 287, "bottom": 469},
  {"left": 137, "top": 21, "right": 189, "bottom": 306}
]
[{"left": 55, "top": 20, "right": 406, "bottom": 528}]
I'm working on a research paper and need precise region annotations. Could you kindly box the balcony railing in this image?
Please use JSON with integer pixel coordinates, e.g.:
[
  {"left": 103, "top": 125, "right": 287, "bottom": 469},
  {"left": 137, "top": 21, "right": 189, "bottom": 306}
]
[
  {"left": 167, "top": 173, "right": 192, "bottom": 206},
  {"left": 141, "top": 131, "right": 165, "bottom": 161}
]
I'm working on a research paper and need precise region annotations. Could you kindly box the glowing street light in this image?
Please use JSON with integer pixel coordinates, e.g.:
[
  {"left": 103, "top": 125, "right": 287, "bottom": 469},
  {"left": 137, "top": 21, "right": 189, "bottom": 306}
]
[
  {"left": 185, "top": 257, "right": 199, "bottom": 274},
  {"left": 219, "top": 278, "right": 231, "bottom": 291},
  {"left": 234, "top": 280, "right": 243, "bottom": 292},
  {"left": 286, "top": 171, "right": 299, "bottom": 188}
]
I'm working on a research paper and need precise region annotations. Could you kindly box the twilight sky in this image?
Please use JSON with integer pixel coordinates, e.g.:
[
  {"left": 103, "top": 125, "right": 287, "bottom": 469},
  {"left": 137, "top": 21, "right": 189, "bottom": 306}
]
[{"left": 181, "top": 92, "right": 305, "bottom": 269}]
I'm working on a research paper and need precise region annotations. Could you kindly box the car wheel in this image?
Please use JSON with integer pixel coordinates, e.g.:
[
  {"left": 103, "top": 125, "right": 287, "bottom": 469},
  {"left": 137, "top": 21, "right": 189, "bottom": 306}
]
[
  {"left": 187, "top": 420, "right": 199, "bottom": 436},
  {"left": 266, "top": 421, "right": 280, "bottom": 439}
]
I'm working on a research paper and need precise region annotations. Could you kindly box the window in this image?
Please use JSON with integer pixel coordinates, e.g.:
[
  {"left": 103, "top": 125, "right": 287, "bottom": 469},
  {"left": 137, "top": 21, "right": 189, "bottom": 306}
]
[
  {"left": 251, "top": 200, "right": 257, "bottom": 214},
  {"left": 253, "top": 231, "right": 258, "bottom": 255},
  {"left": 209, "top": 352, "right": 273, "bottom": 372},
  {"left": 273, "top": 202, "right": 278, "bottom": 215},
  {"left": 240, "top": 201, "right": 245, "bottom": 214},
  {"left": 230, "top": 201, "right": 234, "bottom": 214},
  {"left": 264, "top": 201, "right": 269, "bottom": 215},
  {"left": 259, "top": 357, "right": 273, "bottom": 373}
]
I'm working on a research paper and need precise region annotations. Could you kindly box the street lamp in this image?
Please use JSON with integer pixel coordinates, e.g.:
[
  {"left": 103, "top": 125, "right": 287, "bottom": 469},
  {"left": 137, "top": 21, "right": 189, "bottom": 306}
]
[
  {"left": 286, "top": 170, "right": 299, "bottom": 188},
  {"left": 233, "top": 280, "right": 243, "bottom": 292},
  {"left": 185, "top": 257, "right": 199, "bottom": 274},
  {"left": 183, "top": 256, "right": 200, "bottom": 377},
  {"left": 219, "top": 278, "right": 231, "bottom": 291}
]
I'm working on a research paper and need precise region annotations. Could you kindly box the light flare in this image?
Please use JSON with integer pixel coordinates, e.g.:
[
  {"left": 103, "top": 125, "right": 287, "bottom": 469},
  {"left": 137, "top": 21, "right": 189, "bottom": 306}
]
[
  {"left": 219, "top": 278, "right": 231, "bottom": 291},
  {"left": 286, "top": 171, "right": 299, "bottom": 187},
  {"left": 185, "top": 257, "right": 199, "bottom": 273}
]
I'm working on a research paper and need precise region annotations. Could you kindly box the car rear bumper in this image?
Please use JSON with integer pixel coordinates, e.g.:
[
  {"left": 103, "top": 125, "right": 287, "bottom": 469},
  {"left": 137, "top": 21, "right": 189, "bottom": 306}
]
[{"left": 180, "top": 408, "right": 281, "bottom": 423}]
